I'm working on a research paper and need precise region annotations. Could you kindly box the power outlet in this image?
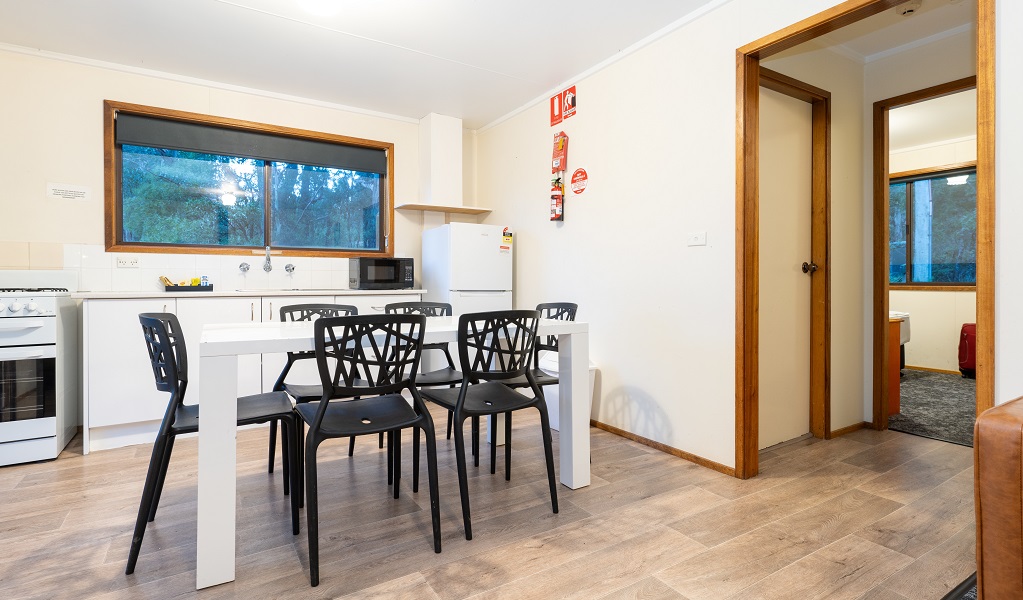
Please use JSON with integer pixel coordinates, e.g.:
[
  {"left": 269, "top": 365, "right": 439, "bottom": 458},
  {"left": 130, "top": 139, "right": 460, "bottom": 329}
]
[{"left": 116, "top": 255, "right": 140, "bottom": 268}]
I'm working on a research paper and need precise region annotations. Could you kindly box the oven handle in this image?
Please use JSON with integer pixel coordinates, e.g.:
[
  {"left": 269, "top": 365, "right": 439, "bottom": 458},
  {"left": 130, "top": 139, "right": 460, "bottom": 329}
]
[
  {"left": 0, "top": 345, "right": 56, "bottom": 360},
  {"left": 0, "top": 318, "right": 47, "bottom": 331}
]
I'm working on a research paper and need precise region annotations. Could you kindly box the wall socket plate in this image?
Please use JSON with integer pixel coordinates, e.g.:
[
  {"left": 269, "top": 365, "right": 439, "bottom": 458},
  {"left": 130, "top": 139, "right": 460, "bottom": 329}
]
[{"left": 116, "top": 255, "right": 140, "bottom": 268}]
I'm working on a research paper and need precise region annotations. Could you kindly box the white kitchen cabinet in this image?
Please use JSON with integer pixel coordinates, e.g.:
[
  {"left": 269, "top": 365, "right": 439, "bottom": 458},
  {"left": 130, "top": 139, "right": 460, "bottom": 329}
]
[
  {"left": 176, "top": 297, "right": 263, "bottom": 398},
  {"left": 83, "top": 298, "right": 175, "bottom": 451},
  {"left": 340, "top": 294, "right": 405, "bottom": 315},
  {"left": 260, "top": 295, "right": 333, "bottom": 393}
]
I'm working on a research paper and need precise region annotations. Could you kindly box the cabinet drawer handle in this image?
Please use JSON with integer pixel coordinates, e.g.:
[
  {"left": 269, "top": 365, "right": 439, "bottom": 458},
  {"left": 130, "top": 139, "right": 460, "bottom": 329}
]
[
  {"left": 163, "top": 304, "right": 167, "bottom": 313},
  {"left": 371, "top": 305, "right": 385, "bottom": 312},
  {"left": 251, "top": 303, "right": 254, "bottom": 321},
  {"left": 269, "top": 302, "right": 273, "bottom": 320}
]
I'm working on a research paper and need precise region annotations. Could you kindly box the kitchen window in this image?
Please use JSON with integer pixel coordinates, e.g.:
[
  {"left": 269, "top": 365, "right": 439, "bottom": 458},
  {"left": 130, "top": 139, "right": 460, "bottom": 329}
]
[
  {"left": 104, "top": 101, "right": 394, "bottom": 256},
  {"left": 889, "top": 165, "right": 976, "bottom": 285}
]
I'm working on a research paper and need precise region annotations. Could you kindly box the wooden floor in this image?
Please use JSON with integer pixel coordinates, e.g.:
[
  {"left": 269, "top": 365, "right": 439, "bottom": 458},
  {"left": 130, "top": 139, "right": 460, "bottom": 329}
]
[{"left": 0, "top": 406, "right": 976, "bottom": 599}]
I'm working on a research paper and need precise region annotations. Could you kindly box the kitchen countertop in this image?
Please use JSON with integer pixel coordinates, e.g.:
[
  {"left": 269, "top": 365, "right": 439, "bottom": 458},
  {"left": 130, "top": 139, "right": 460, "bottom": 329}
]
[{"left": 72, "top": 289, "right": 425, "bottom": 300}]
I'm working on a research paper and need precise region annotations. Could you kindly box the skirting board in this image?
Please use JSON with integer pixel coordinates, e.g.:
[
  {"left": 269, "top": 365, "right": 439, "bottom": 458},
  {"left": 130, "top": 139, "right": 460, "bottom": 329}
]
[
  {"left": 831, "top": 421, "right": 872, "bottom": 437},
  {"left": 590, "top": 419, "right": 736, "bottom": 477}
]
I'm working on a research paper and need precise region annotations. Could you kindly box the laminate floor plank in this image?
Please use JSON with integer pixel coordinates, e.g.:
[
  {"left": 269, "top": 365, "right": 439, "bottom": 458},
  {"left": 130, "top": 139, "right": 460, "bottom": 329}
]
[
  {"left": 672, "top": 460, "right": 877, "bottom": 547},
  {"left": 0, "top": 420, "right": 977, "bottom": 600},
  {"left": 729, "top": 534, "right": 913, "bottom": 599},
  {"left": 855, "top": 467, "right": 974, "bottom": 558}
]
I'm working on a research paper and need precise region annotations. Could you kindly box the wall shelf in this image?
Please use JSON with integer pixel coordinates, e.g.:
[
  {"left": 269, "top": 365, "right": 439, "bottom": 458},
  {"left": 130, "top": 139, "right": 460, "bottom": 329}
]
[{"left": 396, "top": 203, "right": 492, "bottom": 216}]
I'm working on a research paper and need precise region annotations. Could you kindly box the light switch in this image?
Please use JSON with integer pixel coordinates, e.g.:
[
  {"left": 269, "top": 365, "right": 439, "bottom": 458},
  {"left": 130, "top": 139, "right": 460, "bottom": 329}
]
[{"left": 687, "top": 231, "right": 707, "bottom": 246}]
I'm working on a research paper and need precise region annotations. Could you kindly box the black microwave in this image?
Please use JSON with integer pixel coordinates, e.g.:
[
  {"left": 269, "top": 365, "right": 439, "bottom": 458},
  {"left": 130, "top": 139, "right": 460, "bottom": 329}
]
[{"left": 349, "top": 257, "right": 414, "bottom": 290}]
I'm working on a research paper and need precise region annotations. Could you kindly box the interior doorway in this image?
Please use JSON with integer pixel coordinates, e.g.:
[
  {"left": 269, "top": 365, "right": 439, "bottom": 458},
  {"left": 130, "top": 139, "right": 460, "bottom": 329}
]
[
  {"left": 872, "top": 78, "right": 978, "bottom": 442},
  {"left": 757, "top": 68, "right": 832, "bottom": 450},
  {"left": 734, "top": 0, "right": 995, "bottom": 480}
]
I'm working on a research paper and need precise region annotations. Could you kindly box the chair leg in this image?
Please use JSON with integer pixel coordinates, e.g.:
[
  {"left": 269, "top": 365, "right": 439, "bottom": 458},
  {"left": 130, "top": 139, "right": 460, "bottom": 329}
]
[
  {"left": 281, "top": 419, "right": 290, "bottom": 496},
  {"left": 536, "top": 402, "right": 559, "bottom": 514},
  {"left": 452, "top": 413, "right": 473, "bottom": 540},
  {"left": 126, "top": 432, "right": 171, "bottom": 575},
  {"left": 268, "top": 420, "right": 277, "bottom": 474},
  {"left": 387, "top": 430, "right": 394, "bottom": 485},
  {"left": 305, "top": 435, "right": 320, "bottom": 587},
  {"left": 288, "top": 418, "right": 300, "bottom": 535},
  {"left": 348, "top": 436, "right": 356, "bottom": 456},
  {"left": 490, "top": 417, "right": 497, "bottom": 475},
  {"left": 472, "top": 416, "right": 480, "bottom": 467},
  {"left": 422, "top": 418, "right": 442, "bottom": 553},
  {"left": 412, "top": 426, "right": 420, "bottom": 493},
  {"left": 297, "top": 420, "right": 305, "bottom": 509},
  {"left": 392, "top": 429, "right": 401, "bottom": 500},
  {"left": 148, "top": 434, "right": 175, "bottom": 523},
  {"left": 446, "top": 410, "right": 453, "bottom": 440},
  {"left": 505, "top": 411, "right": 512, "bottom": 481},
  {"left": 378, "top": 431, "right": 384, "bottom": 448}
]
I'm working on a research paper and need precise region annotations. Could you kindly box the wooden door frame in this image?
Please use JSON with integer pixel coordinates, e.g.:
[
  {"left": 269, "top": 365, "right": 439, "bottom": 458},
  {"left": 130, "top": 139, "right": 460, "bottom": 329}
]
[
  {"left": 759, "top": 67, "right": 833, "bottom": 443},
  {"left": 735, "top": 0, "right": 995, "bottom": 479},
  {"left": 871, "top": 76, "right": 978, "bottom": 428}
]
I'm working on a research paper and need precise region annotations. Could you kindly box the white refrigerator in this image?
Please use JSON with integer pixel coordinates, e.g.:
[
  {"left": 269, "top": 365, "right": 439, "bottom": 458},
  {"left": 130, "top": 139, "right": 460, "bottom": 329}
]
[{"left": 422, "top": 223, "right": 513, "bottom": 315}]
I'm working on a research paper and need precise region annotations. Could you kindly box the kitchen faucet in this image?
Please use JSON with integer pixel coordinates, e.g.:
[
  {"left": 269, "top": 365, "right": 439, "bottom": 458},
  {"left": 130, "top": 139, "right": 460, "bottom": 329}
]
[{"left": 263, "top": 246, "right": 272, "bottom": 272}]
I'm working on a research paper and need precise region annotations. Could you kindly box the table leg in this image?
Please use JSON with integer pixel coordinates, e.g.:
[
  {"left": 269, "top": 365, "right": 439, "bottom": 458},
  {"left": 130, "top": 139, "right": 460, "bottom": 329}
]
[
  {"left": 197, "top": 354, "right": 238, "bottom": 589},
  {"left": 558, "top": 330, "right": 590, "bottom": 489}
]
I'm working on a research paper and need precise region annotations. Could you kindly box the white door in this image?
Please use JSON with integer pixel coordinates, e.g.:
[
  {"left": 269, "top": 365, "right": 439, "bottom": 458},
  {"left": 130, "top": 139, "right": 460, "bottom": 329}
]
[
  {"left": 449, "top": 223, "right": 512, "bottom": 291},
  {"left": 758, "top": 87, "right": 813, "bottom": 450}
]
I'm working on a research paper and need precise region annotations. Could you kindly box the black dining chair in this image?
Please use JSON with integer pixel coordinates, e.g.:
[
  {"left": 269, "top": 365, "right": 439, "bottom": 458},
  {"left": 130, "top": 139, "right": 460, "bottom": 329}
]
[
  {"left": 420, "top": 310, "right": 558, "bottom": 540},
  {"left": 127, "top": 313, "right": 299, "bottom": 575},
  {"left": 267, "top": 303, "right": 362, "bottom": 484},
  {"left": 300, "top": 313, "right": 441, "bottom": 586}
]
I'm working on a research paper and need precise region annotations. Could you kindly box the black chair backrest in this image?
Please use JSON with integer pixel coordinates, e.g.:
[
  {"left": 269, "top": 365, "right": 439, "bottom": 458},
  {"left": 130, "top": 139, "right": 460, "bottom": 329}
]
[
  {"left": 536, "top": 302, "right": 578, "bottom": 354},
  {"left": 139, "top": 312, "right": 187, "bottom": 391},
  {"left": 280, "top": 303, "right": 358, "bottom": 358},
  {"left": 315, "top": 314, "right": 426, "bottom": 398},
  {"left": 139, "top": 313, "right": 189, "bottom": 434},
  {"left": 458, "top": 310, "right": 539, "bottom": 382},
  {"left": 385, "top": 301, "right": 452, "bottom": 318}
]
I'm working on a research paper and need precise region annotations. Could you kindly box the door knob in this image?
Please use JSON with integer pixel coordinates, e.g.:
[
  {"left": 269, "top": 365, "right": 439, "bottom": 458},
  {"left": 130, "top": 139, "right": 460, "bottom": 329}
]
[{"left": 801, "top": 261, "right": 818, "bottom": 274}]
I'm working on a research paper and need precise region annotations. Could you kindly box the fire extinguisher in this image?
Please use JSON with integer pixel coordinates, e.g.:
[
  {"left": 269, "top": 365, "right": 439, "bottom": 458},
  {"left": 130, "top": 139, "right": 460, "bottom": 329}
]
[{"left": 550, "top": 177, "right": 564, "bottom": 221}]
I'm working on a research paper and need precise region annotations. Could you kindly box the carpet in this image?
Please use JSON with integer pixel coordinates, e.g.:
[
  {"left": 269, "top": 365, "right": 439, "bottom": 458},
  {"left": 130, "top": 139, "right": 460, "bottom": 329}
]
[{"left": 888, "top": 369, "right": 976, "bottom": 447}]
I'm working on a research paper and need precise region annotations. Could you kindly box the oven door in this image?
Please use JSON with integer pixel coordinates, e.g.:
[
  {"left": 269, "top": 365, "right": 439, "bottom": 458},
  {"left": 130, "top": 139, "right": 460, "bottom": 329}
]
[{"left": 0, "top": 345, "right": 57, "bottom": 443}]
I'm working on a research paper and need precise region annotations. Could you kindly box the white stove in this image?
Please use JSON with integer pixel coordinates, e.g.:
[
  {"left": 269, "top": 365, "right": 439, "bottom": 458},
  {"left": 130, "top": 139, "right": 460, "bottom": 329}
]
[{"left": 0, "top": 272, "right": 77, "bottom": 466}]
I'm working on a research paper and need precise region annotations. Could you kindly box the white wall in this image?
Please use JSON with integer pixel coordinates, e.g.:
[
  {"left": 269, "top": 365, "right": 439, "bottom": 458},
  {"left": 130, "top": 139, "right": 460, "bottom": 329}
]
[
  {"left": 890, "top": 136, "right": 977, "bottom": 174},
  {"left": 994, "top": 0, "right": 1023, "bottom": 404},
  {"left": 476, "top": 0, "right": 882, "bottom": 467},
  {"left": 0, "top": 48, "right": 425, "bottom": 290}
]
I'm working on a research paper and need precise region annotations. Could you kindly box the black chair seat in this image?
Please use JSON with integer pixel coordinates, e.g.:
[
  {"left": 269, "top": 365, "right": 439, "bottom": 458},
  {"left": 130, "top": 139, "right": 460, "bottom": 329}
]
[
  {"left": 415, "top": 367, "right": 463, "bottom": 387},
  {"left": 171, "top": 392, "right": 295, "bottom": 433},
  {"left": 504, "top": 368, "right": 559, "bottom": 388},
  {"left": 295, "top": 395, "right": 420, "bottom": 437},
  {"left": 423, "top": 381, "right": 540, "bottom": 416},
  {"left": 282, "top": 382, "right": 325, "bottom": 402}
]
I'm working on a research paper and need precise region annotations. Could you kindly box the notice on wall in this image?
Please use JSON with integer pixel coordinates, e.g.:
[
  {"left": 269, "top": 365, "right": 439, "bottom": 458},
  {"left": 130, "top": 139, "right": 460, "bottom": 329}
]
[
  {"left": 570, "top": 168, "right": 588, "bottom": 194},
  {"left": 550, "top": 85, "right": 577, "bottom": 126},
  {"left": 46, "top": 182, "right": 91, "bottom": 201}
]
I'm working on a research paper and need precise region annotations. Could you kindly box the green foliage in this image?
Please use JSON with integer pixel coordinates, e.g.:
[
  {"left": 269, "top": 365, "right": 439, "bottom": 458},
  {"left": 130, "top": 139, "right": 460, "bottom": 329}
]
[{"left": 120, "top": 145, "right": 380, "bottom": 250}]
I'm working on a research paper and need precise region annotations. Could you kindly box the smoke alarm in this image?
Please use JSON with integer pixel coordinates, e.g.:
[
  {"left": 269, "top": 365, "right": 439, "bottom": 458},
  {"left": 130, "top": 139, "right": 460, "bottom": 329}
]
[{"left": 895, "top": 1, "right": 923, "bottom": 15}]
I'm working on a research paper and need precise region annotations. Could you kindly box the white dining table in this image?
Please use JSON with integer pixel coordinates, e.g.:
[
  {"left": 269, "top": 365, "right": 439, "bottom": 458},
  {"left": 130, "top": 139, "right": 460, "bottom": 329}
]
[{"left": 194, "top": 315, "right": 590, "bottom": 589}]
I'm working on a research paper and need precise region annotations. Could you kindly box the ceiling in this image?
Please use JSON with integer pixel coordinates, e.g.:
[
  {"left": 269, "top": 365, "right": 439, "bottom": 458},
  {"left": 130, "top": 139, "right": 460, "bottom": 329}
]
[
  {"left": 0, "top": 0, "right": 976, "bottom": 130},
  {"left": 0, "top": 0, "right": 720, "bottom": 129},
  {"left": 889, "top": 89, "right": 976, "bottom": 151}
]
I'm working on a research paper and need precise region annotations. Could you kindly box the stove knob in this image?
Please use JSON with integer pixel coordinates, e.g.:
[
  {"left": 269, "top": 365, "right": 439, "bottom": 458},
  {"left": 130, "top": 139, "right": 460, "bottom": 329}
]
[
  {"left": 0, "top": 302, "right": 5, "bottom": 313},
  {"left": 10, "top": 302, "right": 24, "bottom": 313},
  {"left": 26, "top": 302, "right": 39, "bottom": 313}
]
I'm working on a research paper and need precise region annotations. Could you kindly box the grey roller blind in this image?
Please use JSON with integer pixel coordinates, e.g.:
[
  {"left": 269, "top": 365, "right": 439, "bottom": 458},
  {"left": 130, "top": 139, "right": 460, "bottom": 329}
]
[{"left": 115, "top": 113, "right": 388, "bottom": 175}]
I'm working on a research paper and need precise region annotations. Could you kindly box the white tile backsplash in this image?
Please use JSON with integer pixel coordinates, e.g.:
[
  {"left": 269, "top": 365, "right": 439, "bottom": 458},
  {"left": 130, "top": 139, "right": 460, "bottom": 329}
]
[{"left": 65, "top": 245, "right": 359, "bottom": 292}]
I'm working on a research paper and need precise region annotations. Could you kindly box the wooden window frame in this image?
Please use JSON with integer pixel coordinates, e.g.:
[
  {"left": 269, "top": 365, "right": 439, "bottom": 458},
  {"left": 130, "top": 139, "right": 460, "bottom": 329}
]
[{"left": 103, "top": 100, "right": 396, "bottom": 258}]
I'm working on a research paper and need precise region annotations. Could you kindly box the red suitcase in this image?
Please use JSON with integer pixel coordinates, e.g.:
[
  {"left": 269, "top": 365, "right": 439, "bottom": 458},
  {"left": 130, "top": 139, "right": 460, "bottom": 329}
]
[{"left": 959, "top": 323, "right": 976, "bottom": 378}]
